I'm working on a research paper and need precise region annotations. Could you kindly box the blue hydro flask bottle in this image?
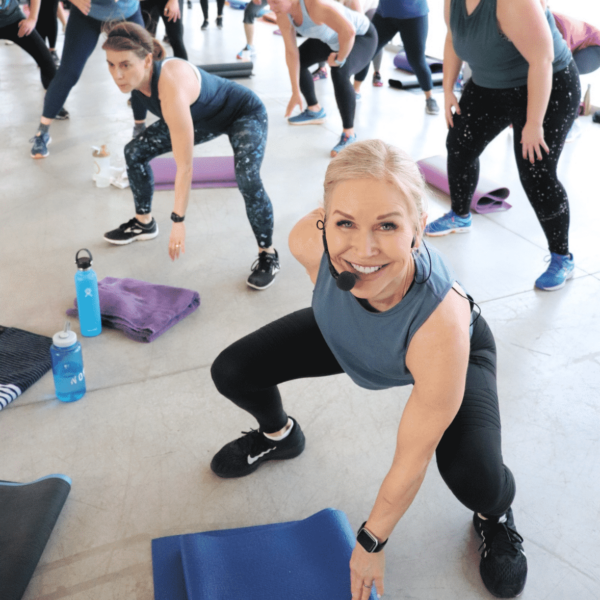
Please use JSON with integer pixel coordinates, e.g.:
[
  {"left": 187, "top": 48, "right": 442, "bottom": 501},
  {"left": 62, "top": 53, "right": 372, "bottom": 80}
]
[
  {"left": 50, "top": 321, "right": 86, "bottom": 402},
  {"left": 75, "top": 248, "right": 102, "bottom": 337}
]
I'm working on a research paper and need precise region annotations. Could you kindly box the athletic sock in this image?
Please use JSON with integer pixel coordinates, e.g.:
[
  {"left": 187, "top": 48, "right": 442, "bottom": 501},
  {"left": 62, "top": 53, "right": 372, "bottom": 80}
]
[
  {"left": 264, "top": 418, "right": 293, "bottom": 441},
  {"left": 37, "top": 123, "right": 50, "bottom": 136}
]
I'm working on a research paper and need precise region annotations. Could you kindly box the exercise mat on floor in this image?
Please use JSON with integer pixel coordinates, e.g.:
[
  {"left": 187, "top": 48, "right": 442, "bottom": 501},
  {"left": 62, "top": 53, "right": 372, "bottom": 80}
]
[
  {"left": 0, "top": 475, "right": 71, "bottom": 600},
  {"left": 0, "top": 326, "right": 52, "bottom": 411},
  {"left": 389, "top": 70, "right": 444, "bottom": 90},
  {"left": 198, "top": 62, "right": 253, "bottom": 78},
  {"left": 393, "top": 51, "right": 443, "bottom": 73},
  {"left": 152, "top": 508, "right": 377, "bottom": 600},
  {"left": 417, "top": 154, "right": 512, "bottom": 214},
  {"left": 150, "top": 156, "right": 237, "bottom": 190}
]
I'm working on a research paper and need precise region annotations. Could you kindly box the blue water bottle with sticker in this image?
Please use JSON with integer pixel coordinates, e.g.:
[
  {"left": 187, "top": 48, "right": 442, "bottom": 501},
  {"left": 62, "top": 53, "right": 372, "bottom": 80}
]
[
  {"left": 50, "top": 321, "right": 86, "bottom": 402},
  {"left": 75, "top": 248, "right": 102, "bottom": 337}
]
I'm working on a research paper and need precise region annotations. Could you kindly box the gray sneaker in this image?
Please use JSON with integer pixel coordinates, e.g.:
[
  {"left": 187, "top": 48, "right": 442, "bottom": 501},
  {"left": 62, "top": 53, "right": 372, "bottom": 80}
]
[{"left": 426, "top": 97, "right": 440, "bottom": 115}]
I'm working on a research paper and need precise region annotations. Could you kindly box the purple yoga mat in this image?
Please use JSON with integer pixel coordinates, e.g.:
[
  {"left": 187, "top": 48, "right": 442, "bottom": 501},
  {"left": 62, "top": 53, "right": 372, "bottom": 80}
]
[
  {"left": 150, "top": 156, "right": 237, "bottom": 191},
  {"left": 393, "top": 52, "right": 443, "bottom": 74},
  {"left": 417, "top": 155, "right": 512, "bottom": 214}
]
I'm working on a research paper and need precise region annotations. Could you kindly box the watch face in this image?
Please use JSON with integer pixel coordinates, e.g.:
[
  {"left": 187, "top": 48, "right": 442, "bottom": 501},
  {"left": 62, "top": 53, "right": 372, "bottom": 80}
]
[{"left": 357, "top": 528, "right": 378, "bottom": 553}]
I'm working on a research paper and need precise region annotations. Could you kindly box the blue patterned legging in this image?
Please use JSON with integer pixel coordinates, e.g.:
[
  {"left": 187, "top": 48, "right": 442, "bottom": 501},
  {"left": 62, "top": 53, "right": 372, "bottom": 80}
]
[{"left": 125, "top": 109, "right": 274, "bottom": 248}]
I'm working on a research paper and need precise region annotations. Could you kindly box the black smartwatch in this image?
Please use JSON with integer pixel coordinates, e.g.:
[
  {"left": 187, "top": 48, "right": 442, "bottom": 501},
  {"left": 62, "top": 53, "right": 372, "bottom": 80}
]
[
  {"left": 356, "top": 522, "right": 388, "bottom": 553},
  {"left": 170, "top": 212, "right": 185, "bottom": 223}
]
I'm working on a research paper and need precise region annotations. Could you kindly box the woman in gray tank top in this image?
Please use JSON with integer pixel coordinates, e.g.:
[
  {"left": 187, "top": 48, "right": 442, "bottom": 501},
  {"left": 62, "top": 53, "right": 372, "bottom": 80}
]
[
  {"left": 424, "top": 0, "right": 579, "bottom": 293},
  {"left": 269, "top": 0, "right": 378, "bottom": 157},
  {"left": 210, "top": 140, "right": 527, "bottom": 599}
]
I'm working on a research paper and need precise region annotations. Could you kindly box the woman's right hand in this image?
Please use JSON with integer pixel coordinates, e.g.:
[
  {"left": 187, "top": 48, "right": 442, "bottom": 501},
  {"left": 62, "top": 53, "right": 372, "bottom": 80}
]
[
  {"left": 285, "top": 92, "right": 303, "bottom": 118},
  {"left": 69, "top": 0, "right": 91, "bottom": 15},
  {"left": 444, "top": 91, "right": 461, "bottom": 128}
]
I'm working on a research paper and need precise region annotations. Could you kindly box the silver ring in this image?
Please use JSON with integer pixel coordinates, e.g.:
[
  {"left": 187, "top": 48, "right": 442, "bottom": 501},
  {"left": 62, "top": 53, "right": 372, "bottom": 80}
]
[{"left": 363, "top": 583, "right": 372, "bottom": 588}]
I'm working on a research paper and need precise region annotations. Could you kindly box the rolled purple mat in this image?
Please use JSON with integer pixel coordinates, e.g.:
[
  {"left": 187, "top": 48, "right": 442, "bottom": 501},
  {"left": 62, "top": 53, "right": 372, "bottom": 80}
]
[
  {"left": 150, "top": 156, "right": 237, "bottom": 191},
  {"left": 417, "top": 155, "right": 512, "bottom": 214},
  {"left": 393, "top": 51, "right": 443, "bottom": 74}
]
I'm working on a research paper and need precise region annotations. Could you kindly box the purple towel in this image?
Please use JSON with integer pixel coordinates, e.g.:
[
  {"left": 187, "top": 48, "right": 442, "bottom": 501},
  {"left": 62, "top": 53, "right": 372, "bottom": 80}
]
[{"left": 67, "top": 278, "right": 200, "bottom": 343}]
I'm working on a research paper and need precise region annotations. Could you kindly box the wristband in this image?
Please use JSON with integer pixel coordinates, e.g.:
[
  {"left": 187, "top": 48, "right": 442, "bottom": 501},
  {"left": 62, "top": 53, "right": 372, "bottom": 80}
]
[
  {"left": 170, "top": 212, "right": 185, "bottom": 223},
  {"left": 334, "top": 54, "right": 346, "bottom": 68}
]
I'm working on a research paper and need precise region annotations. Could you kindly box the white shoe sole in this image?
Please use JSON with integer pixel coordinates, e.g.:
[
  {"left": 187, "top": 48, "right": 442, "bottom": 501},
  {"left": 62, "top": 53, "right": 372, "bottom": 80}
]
[
  {"left": 103, "top": 228, "right": 159, "bottom": 245},
  {"left": 424, "top": 226, "right": 471, "bottom": 237},
  {"left": 288, "top": 118, "right": 326, "bottom": 126}
]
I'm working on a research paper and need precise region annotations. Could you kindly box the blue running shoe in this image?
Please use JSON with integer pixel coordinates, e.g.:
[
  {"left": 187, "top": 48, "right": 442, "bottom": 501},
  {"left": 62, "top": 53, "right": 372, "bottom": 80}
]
[
  {"left": 288, "top": 108, "right": 327, "bottom": 126},
  {"left": 30, "top": 132, "right": 51, "bottom": 159},
  {"left": 424, "top": 210, "right": 472, "bottom": 236},
  {"left": 330, "top": 132, "right": 357, "bottom": 157},
  {"left": 535, "top": 252, "right": 574, "bottom": 291}
]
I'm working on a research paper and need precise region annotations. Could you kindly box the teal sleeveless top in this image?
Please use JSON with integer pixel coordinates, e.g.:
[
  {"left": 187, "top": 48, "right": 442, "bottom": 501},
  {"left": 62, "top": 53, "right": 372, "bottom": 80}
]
[
  {"left": 450, "top": 0, "right": 572, "bottom": 89},
  {"left": 311, "top": 244, "right": 456, "bottom": 390},
  {"left": 288, "top": 0, "right": 370, "bottom": 52}
]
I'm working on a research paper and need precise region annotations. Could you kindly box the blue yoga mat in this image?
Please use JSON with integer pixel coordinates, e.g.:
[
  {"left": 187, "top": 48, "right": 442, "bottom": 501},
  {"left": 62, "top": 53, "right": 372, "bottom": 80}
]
[{"left": 152, "top": 508, "right": 377, "bottom": 600}]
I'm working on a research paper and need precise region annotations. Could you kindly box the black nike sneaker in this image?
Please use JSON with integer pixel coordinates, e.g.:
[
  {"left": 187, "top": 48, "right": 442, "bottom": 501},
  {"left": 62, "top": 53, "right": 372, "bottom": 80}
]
[
  {"left": 474, "top": 508, "right": 528, "bottom": 598},
  {"left": 104, "top": 217, "right": 158, "bottom": 245},
  {"left": 247, "top": 249, "right": 280, "bottom": 290},
  {"left": 210, "top": 418, "right": 305, "bottom": 478}
]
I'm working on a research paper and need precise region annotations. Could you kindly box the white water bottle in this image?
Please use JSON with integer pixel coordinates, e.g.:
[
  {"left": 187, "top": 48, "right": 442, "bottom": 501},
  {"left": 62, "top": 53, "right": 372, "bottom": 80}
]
[{"left": 93, "top": 145, "right": 111, "bottom": 188}]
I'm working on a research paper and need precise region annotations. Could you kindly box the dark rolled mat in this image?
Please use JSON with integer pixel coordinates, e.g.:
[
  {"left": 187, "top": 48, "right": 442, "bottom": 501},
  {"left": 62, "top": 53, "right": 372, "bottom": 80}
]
[
  {"left": 198, "top": 62, "right": 253, "bottom": 78},
  {"left": 388, "top": 71, "right": 444, "bottom": 90},
  {"left": 0, "top": 474, "right": 72, "bottom": 600}
]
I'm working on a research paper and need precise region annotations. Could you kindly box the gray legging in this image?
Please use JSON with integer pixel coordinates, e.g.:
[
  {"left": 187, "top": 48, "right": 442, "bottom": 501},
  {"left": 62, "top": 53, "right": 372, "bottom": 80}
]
[{"left": 125, "top": 110, "right": 274, "bottom": 249}]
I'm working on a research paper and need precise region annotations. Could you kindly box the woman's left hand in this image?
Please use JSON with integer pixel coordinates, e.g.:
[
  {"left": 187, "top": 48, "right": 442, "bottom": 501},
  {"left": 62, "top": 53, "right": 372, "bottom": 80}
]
[
  {"left": 164, "top": 0, "right": 180, "bottom": 22},
  {"left": 520, "top": 121, "right": 549, "bottom": 164},
  {"left": 169, "top": 222, "right": 186, "bottom": 261},
  {"left": 350, "top": 544, "right": 385, "bottom": 599},
  {"left": 327, "top": 52, "right": 340, "bottom": 68},
  {"left": 18, "top": 17, "right": 37, "bottom": 37}
]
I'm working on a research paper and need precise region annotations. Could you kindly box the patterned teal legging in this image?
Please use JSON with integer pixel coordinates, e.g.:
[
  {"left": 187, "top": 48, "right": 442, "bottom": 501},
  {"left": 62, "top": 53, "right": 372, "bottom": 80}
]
[{"left": 125, "top": 109, "right": 274, "bottom": 249}]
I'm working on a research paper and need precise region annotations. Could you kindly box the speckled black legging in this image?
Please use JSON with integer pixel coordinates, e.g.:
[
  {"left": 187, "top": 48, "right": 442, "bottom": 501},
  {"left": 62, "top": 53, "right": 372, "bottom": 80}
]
[
  {"left": 447, "top": 61, "right": 580, "bottom": 255},
  {"left": 125, "top": 109, "right": 274, "bottom": 248}
]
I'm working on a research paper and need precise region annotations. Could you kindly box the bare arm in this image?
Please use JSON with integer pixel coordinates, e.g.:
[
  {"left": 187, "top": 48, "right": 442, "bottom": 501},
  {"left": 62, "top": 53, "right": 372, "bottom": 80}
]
[
  {"left": 497, "top": 0, "right": 553, "bottom": 163},
  {"left": 18, "top": 0, "right": 41, "bottom": 36},
  {"left": 276, "top": 13, "right": 304, "bottom": 117},
  {"left": 349, "top": 289, "right": 471, "bottom": 600},
  {"left": 158, "top": 62, "right": 200, "bottom": 261},
  {"left": 306, "top": 0, "right": 356, "bottom": 63},
  {"left": 289, "top": 208, "right": 325, "bottom": 283},
  {"left": 442, "top": 0, "right": 463, "bottom": 127}
]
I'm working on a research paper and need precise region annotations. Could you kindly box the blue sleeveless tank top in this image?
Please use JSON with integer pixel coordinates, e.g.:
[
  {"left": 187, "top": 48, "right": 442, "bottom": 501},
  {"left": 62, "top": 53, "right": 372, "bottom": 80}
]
[
  {"left": 450, "top": 0, "right": 572, "bottom": 89},
  {"left": 131, "top": 59, "right": 265, "bottom": 134},
  {"left": 89, "top": 0, "right": 139, "bottom": 21},
  {"left": 288, "top": 0, "right": 370, "bottom": 52},
  {"left": 312, "top": 244, "right": 456, "bottom": 390}
]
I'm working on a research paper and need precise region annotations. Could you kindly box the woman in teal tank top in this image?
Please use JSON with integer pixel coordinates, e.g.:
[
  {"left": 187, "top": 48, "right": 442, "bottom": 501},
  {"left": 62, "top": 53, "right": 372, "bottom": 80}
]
[
  {"left": 424, "top": 0, "right": 580, "bottom": 293},
  {"left": 210, "top": 140, "right": 528, "bottom": 599}
]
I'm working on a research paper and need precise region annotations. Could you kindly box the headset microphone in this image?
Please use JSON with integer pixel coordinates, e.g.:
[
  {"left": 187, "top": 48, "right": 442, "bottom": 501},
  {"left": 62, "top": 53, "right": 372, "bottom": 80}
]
[{"left": 317, "top": 219, "right": 358, "bottom": 292}]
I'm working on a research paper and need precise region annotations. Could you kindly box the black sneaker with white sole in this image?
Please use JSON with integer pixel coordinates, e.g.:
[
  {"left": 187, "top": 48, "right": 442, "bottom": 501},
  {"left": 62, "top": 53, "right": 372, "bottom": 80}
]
[
  {"left": 474, "top": 508, "right": 528, "bottom": 598},
  {"left": 104, "top": 217, "right": 159, "bottom": 245},
  {"left": 247, "top": 249, "right": 280, "bottom": 290},
  {"left": 210, "top": 418, "right": 305, "bottom": 478}
]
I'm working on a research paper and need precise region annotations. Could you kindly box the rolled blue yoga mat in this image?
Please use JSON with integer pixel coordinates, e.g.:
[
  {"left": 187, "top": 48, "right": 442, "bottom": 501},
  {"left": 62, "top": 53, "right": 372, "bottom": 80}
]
[{"left": 152, "top": 508, "right": 377, "bottom": 600}]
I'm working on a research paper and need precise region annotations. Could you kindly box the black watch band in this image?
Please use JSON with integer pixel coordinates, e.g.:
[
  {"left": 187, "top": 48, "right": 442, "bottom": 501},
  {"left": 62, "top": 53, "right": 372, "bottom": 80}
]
[
  {"left": 171, "top": 212, "right": 185, "bottom": 223},
  {"left": 356, "top": 522, "right": 388, "bottom": 553}
]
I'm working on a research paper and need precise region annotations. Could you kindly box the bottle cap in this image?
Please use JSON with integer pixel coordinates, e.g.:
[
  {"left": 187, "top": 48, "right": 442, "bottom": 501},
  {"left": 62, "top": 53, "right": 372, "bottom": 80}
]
[
  {"left": 75, "top": 248, "right": 93, "bottom": 270},
  {"left": 53, "top": 321, "right": 77, "bottom": 348},
  {"left": 92, "top": 144, "right": 110, "bottom": 157}
]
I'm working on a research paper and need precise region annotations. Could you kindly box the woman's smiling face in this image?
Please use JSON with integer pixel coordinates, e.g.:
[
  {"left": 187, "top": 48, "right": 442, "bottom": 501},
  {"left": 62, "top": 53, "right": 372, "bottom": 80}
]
[{"left": 325, "top": 178, "right": 423, "bottom": 310}]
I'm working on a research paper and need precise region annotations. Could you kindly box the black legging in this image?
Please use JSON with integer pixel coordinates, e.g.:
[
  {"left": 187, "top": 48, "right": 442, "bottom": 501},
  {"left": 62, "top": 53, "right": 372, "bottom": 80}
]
[
  {"left": 142, "top": 0, "right": 187, "bottom": 59},
  {"left": 355, "top": 13, "right": 432, "bottom": 91},
  {"left": 0, "top": 21, "right": 56, "bottom": 88},
  {"left": 298, "top": 23, "right": 377, "bottom": 129},
  {"left": 200, "top": 0, "right": 224, "bottom": 20},
  {"left": 447, "top": 61, "right": 580, "bottom": 255},
  {"left": 211, "top": 308, "right": 515, "bottom": 518},
  {"left": 36, "top": 0, "right": 60, "bottom": 48}
]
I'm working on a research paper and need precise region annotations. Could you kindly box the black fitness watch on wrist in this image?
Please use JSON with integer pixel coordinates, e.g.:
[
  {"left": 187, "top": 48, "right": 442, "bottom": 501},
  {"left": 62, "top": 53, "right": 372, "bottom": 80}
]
[
  {"left": 170, "top": 212, "right": 185, "bottom": 223},
  {"left": 356, "top": 522, "right": 388, "bottom": 553}
]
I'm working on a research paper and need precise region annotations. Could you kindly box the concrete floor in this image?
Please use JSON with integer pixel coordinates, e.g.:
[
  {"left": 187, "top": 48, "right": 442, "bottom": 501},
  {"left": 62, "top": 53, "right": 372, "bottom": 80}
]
[{"left": 1, "top": 1, "right": 600, "bottom": 598}]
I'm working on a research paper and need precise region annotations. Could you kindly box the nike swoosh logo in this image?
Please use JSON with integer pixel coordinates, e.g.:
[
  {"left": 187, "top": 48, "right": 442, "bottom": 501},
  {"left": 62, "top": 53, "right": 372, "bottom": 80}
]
[{"left": 247, "top": 447, "right": 275, "bottom": 465}]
